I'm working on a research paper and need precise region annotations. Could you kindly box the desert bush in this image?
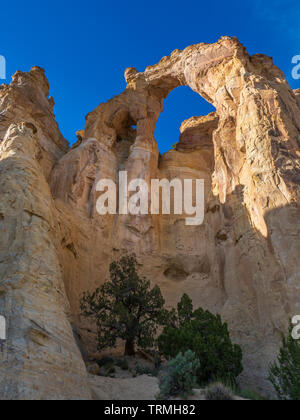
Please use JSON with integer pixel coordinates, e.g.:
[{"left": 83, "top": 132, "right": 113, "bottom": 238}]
[
  {"left": 205, "top": 382, "right": 234, "bottom": 400},
  {"left": 97, "top": 356, "right": 114, "bottom": 368},
  {"left": 237, "top": 388, "right": 265, "bottom": 400},
  {"left": 104, "top": 362, "right": 116, "bottom": 377},
  {"left": 158, "top": 294, "right": 243, "bottom": 387},
  {"left": 135, "top": 364, "right": 158, "bottom": 377},
  {"left": 115, "top": 358, "right": 129, "bottom": 371},
  {"left": 268, "top": 322, "right": 300, "bottom": 400},
  {"left": 157, "top": 350, "right": 200, "bottom": 400}
]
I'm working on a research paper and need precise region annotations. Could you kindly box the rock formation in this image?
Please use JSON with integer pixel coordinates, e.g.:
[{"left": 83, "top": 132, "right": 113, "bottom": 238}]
[
  {"left": 0, "top": 37, "right": 299, "bottom": 399},
  {"left": 0, "top": 71, "right": 90, "bottom": 400}
]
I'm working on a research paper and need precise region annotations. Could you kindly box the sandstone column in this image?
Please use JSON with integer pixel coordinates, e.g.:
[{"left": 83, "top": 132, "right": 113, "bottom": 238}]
[{"left": 0, "top": 123, "right": 91, "bottom": 400}]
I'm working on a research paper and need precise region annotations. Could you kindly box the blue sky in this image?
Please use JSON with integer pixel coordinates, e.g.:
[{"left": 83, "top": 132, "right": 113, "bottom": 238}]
[{"left": 0, "top": 0, "right": 299, "bottom": 153}]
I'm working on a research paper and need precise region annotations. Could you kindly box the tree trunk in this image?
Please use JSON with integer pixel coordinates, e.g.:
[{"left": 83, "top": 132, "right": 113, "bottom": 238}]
[{"left": 125, "top": 340, "right": 135, "bottom": 356}]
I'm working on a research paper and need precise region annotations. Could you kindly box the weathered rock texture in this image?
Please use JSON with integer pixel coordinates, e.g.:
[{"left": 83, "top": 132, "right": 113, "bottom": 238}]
[
  {"left": 0, "top": 72, "right": 90, "bottom": 400},
  {"left": 0, "top": 37, "right": 299, "bottom": 399}
]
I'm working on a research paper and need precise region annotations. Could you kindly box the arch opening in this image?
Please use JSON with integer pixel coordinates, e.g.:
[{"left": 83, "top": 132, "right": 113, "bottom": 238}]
[{"left": 154, "top": 86, "right": 216, "bottom": 154}]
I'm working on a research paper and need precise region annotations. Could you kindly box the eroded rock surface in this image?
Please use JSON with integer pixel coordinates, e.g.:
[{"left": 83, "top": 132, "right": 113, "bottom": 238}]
[
  {"left": 0, "top": 37, "right": 299, "bottom": 399},
  {"left": 0, "top": 75, "right": 90, "bottom": 400}
]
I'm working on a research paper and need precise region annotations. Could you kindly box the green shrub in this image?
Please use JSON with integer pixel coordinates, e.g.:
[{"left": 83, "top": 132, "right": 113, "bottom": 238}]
[
  {"left": 205, "top": 383, "right": 234, "bottom": 400},
  {"left": 268, "top": 322, "right": 300, "bottom": 400},
  {"left": 115, "top": 358, "right": 129, "bottom": 371},
  {"left": 97, "top": 356, "right": 114, "bottom": 368},
  {"left": 237, "top": 388, "right": 265, "bottom": 400},
  {"left": 104, "top": 362, "right": 116, "bottom": 376},
  {"left": 135, "top": 364, "right": 158, "bottom": 377},
  {"left": 157, "top": 350, "right": 200, "bottom": 400},
  {"left": 158, "top": 294, "right": 243, "bottom": 387}
]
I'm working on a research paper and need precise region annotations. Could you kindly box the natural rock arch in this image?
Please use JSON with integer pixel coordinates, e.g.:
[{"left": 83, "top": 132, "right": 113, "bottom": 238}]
[
  {"left": 50, "top": 36, "right": 300, "bottom": 395},
  {"left": 81, "top": 36, "right": 299, "bottom": 233},
  {"left": 0, "top": 37, "right": 299, "bottom": 399}
]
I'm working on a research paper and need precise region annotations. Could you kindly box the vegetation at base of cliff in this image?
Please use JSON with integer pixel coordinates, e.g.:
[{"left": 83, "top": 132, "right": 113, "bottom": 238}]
[
  {"left": 157, "top": 350, "right": 200, "bottom": 400},
  {"left": 80, "top": 254, "right": 168, "bottom": 356},
  {"left": 268, "top": 322, "right": 300, "bottom": 400},
  {"left": 235, "top": 388, "right": 266, "bottom": 400},
  {"left": 81, "top": 258, "right": 243, "bottom": 385},
  {"left": 115, "top": 358, "right": 129, "bottom": 371},
  {"left": 97, "top": 356, "right": 114, "bottom": 367},
  {"left": 204, "top": 382, "right": 235, "bottom": 400},
  {"left": 135, "top": 364, "right": 159, "bottom": 377},
  {"left": 157, "top": 294, "right": 243, "bottom": 387}
]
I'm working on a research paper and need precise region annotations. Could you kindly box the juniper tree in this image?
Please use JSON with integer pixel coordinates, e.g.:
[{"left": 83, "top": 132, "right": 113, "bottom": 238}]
[
  {"left": 80, "top": 255, "right": 168, "bottom": 356},
  {"left": 158, "top": 294, "right": 243, "bottom": 386},
  {"left": 269, "top": 322, "right": 300, "bottom": 400}
]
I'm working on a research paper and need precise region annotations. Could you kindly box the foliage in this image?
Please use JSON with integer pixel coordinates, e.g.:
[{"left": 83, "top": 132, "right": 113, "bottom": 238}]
[
  {"left": 157, "top": 350, "right": 200, "bottom": 400},
  {"left": 177, "top": 293, "right": 193, "bottom": 325},
  {"left": 236, "top": 388, "right": 266, "bottom": 400},
  {"left": 97, "top": 356, "right": 114, "bottom": 368},
  {"left": 268, "top": 322, "right": 300, "bottom": 400},
  {"left": 115, "top": 358, "right": 129, "bottom": 371},
  {"left": 157, "top": 294, "right": 243, "bottom": 386},
  {"left": 204, "top": 382, "right": 234, "bottom": 400},
  {"left": 80, "top": 255, "right": 168, "bottom": 356},
  {"left": 135, "top": 364, "right": 158, "bottom": 377},
  {"left": 103, "top": 362, "right": 116, "bottom": 377}
]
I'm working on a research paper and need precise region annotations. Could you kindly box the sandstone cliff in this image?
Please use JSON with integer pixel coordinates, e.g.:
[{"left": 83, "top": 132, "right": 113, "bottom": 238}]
[
  {"left": 0, "top": 71, "right": 90, "bottom": 400},
  {"left": 0, "top": 37, "right": 299, "bottom": 399}
]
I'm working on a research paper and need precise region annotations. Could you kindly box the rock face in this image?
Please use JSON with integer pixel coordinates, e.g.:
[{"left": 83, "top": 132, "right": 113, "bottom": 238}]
[
  {"left": 0, "top": 72, "right": 90, "bottom": 400},
  {"left": 0, "top": 37, "right": 300, "bottom": 399}
]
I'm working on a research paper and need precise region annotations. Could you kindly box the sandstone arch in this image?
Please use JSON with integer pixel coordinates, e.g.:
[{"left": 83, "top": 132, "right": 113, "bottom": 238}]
[
  {"left": 51, "top": 36, "right": 300, "bottom": 395},
  {"left": 0, "top": 37, "right": 299, "bottom": 398},
  {"left": 82, "top": 36, "right": 300, "bottom": 229}
]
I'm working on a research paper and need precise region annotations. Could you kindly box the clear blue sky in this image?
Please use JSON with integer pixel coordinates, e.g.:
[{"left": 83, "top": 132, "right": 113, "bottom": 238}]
[{"left": 0, "top": 0, "right": 299, "bottom": 153}]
